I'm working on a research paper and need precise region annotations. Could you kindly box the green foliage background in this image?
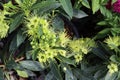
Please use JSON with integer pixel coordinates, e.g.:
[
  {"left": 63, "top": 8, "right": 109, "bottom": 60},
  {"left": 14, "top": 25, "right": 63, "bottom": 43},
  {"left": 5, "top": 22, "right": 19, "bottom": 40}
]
[{"left": 0, "top": 0, "right": 120, "bottom": 80}]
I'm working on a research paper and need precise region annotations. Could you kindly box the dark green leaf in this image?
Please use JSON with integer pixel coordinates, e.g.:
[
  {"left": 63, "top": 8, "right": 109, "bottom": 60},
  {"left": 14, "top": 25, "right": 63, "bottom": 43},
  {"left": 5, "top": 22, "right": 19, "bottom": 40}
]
[
  {"left": 73, "top": 68, "right": 95, "bottom": 80},
  {"left": 59, "top": 0, "right": 73, "bottom": 18},
  {"left": 52, "top": 16, "right": 64, "bottom": 31},
  {"left": 94, "top": 68, "right": 108, "bottom": 79},
  {"left": 6, "top": 59, "right": 18, "bottom": 70},
  {"left": 50, "top": 61, "right": 63, "bottom": 80},
  {"left": 110, "top": 55, "right": 120, "bottom": 63},
  {"left": 45, "top": 71, "right": 54, "bottom": 80},
  {"left": 9, "top": 13, "right": 24, "bottom": 33},
  {"left": 94, "top": 28, "right": 111, "bottom": 39},
  {"left": 57, "top": 55, "right": 75, "bottom": 66},
  {"left": 17, "top": 29, "right": 26, "bottom": 47},
  {"left": 19, "top": 60, "right": 44, "bottom": 71},
  {"left": 61, "top": 63, "right": 75, "bottom": 80},
  {"left": 9, "top": 29, "right": 26, "bottom": 52},
  {"left": 0, "top": 68, "right": 4, "bottom": 80},
  {"left": 92, "top": 47, "right": 108, "bottom": 60},
  {"left": 105, "top": 72, "right": 117, "bottom": 80},
  {"left": 31, "top": 1, "right": 60, "bottom": 13},
  {"left": 25, "top": 70, "right": 36, "bottom": 76}
]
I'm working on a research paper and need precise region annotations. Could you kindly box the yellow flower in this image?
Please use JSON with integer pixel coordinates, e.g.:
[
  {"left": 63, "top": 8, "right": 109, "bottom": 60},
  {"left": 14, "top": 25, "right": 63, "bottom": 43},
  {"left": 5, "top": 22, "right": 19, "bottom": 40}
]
[
  {"left": 0, "top": 22, "right": 9, "bottom": 39},
  {"left": 45, "top": 49, "right": 55, "bottom": 59},
  {"left": 58, "top": 31, "right": 70, "bottom": 47},
  {"left": 107, "top": 63, "right": 118, "bottom": 74},
  {"left": 38, "top": 53, "right": 47, "bottom": 63},
  {"left": 58, "top": 50, "right": 66, "bottom": 57},
  {"left": 74, "top": 54, "right": 82, "bottom": 63},
  {"left": 69, "top": 39, "right": 81, "bottom": 53},
  {"left": 105, "top": 36, "right": 120, "bottom": 50}
]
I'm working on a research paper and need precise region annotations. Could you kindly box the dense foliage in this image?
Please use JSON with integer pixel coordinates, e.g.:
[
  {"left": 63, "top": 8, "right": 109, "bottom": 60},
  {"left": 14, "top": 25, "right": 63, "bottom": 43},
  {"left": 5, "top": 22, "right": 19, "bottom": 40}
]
[{"left": 0, "top": 0, "right": 120, "bottom": 80}]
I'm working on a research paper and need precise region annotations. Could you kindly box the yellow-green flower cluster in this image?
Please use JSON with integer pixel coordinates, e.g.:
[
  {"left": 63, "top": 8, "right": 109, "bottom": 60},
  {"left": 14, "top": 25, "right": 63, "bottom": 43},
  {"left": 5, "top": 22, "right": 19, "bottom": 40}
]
[
  {"left": 69, "top": 38, "right": 95, "bottom": 63},
  {"left": 16, "top": 0, "right": 37, "bottom": 16},
  {"left": 0, "top": 11, "right": 9, "bottom": 39},
  {"left": 69, "top": 38, "right": 95, "bottom": 54},
  {"left": 107, "top": 62, "right": 118, "bottom": 74},
  {"left": 105, "top": 36, "right": 120, "bottom": 50},
  {"left": 26, "top": 15, "right": 96, "bottom": 64},
  {"left": 26, "top": 15, "right": 69, "bottom": 63}
]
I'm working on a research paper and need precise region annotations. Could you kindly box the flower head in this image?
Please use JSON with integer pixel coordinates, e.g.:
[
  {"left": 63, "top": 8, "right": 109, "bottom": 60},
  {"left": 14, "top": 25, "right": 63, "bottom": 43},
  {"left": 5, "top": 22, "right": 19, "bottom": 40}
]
[
  {"left": 104, "top": 36, "right": 120, "bottom": 50},
  {"left": 106, "top": 0, "right": 120, "bottom": 13},
  {"left": 107, "top": 63, "right": 118, "bottom": 74},
  {"left": 74, "top": 54, "right": 82, "bottom": 63},
  {"left": 38, "top": 53, "right": 47, "bottom": 63},
  {"left": 0, "top": 11, "right": 9, "bottom": 39},
  {"left": 113, "top": 0, "right": 120, "bottom": 13}
]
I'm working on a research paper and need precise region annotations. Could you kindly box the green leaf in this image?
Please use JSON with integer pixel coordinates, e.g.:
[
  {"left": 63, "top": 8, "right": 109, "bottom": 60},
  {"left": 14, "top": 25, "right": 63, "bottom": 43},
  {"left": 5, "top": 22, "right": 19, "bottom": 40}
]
[
  {"left": 92, "top": 0, "right": 100, "bottom": 14},
  {"left": 73, "top": 9, "right": 88, "bottom": 18},
  {"left": 97, "top": 21, "right": 107, "bottom": 25},
  {"left": 17, "top": 29, "right": 26, "bottom": 47},
  {"left": 61, "top": 63, "right": 75, "bottom": 80},
  {"left": 59, "top": 0, "right": 73, "bottom": 18},
  {"left": 110, "top": 55, "right": 120, "bottom": 63},
  {"left": 82, "top": 0, "right": 90, "bottom": 8},
  {"left": 94, "top": 69, "right": 108, "bottom": 79},
  {"left": 73, "top": 68, "right": 95, "bottom": 80},
  {"left": 94, "top": 28, "right": 111, "bottom": 39},
  {"left": 25, "top": 70, "right": 36, "bottom": 77},
  {"left": 31, "top": 1, "right": 60, "bottom": 13},
  {"left": 105, "top": 72, "right": 117, "bottom": 80},
  {"left": 45, "top": 71, "right": 54, "bottom": 80},
  {"left": 19, "top": 60, "right": 44, "bottom": 71},
  {"left": 100, "top": 6, "right": 112, "bottom": 18},
  {"left": 9, "top": 13, "right": 24, "bottom": 33},
  {"left": 16, "top": 70, "right": 28, "bottom": 78},
  {"left": 9, "top": 29, "right": 26, "bottom": 52},
  {"left": 50, "top": 61, "right": 63, "bottom": 80},
  {"left": 52, "top": 16, "right": 64, "bottom": 31},
  {"left": 9, "top": 34, "right": 17, "bottom": 52},
  {"left": 0, "top": 68, "right": 4, "bottom": 80},
  {"left": 111, "top": 0, "right": 117, "bottom": 4},
  {"left": 6, "top": 59, "right": 18, "bottom": 70},
  {"left": 92, "top": 47, "right": 108, "bottom": 60},
  {"left": 57, "top": 55, "right": 75, "bottom": 66}
]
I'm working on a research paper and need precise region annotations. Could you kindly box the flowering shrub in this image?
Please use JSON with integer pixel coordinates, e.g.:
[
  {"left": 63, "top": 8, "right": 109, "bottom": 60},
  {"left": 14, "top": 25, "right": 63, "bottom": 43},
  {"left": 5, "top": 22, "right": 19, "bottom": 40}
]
[{"left": 0, "top": 0, "right": 120, "bottom": 80}]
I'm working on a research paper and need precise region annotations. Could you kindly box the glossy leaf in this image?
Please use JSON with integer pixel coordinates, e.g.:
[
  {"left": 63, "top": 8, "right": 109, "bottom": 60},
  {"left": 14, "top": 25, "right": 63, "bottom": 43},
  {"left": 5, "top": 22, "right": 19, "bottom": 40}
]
[
  {"left": 19, "top": 60, "right": 44, "bottom": 71},
  {"left": 9, "top": 13, "right": 24, "bottom": 33},
  {"left": 105, "top": 72, "right": 117, "bottom": 80},
  {"left": 17, "top": 29, "right": 26, "bottom": 47},
  {"left": 45, "top": 71, "right": 54, "bottom": 80},
  {"left": 73, "top": 9, "right": 88, "bottom": 18},
  {"left": 59, "top": 0, "right": 73, "bottom": 18},
  {"left": 92, "top": 0, "right": 100, "bottom": 14},
  {"left": 31, "top": 1, "right": 60, "bottom": 13},
  {"left": 61, "top": 63, "right": 75, "bottom": 80},
  {"left": 57, "top": 55, "right": 75, "bottom": 66},
  {"left": 82, "top": 0, "right": 90, "bottom": 8},
  {"left": 94, "top": 28, "right": 111, "bottom": 39},
  {"left": 50, "top": 61, "right": 63, "bottom": 80},
  {"left": 52, "top": 16, "right": 64, "bottom": 31}
]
